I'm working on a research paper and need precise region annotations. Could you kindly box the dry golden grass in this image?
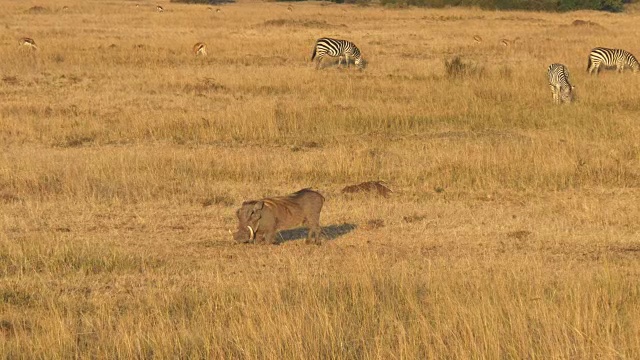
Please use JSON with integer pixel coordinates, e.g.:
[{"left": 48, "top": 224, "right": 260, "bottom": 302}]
[{"left": 1, "top": 0, "right": 640, "bottom": 358}]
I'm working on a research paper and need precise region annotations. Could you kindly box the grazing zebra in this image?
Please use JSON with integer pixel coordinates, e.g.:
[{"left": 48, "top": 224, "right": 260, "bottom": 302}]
[
  {"left": 547, "top": 63, "right": 575, "bottom": 104},
  {"left": 19, "top": 37, "right": 38, "bottom": 50},
  {"left": 311, "top": 38, "right": 364, "bottom": 70},
  {"left": 193, "top": 42, "right": 207, "bottom": 57},
  {"left": 587, "top": 47, "right": 639, "bottom": 75}
]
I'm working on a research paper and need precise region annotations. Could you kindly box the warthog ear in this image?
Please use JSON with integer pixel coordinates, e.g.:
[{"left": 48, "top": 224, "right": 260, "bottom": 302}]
[{"left": 253, "top": 201, "right": 264, "bottom": 211}]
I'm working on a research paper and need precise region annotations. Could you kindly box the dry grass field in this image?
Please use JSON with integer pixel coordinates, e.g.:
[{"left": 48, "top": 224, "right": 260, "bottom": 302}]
[{"left": 1, "top": 0, "right": 640, "bottom": 358}]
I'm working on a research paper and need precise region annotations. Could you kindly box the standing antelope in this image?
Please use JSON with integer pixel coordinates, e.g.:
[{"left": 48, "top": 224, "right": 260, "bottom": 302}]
[
  {"left": 193, "top": 42, "right": 207, "bottom": 57},
  {"left": 500, "top": 37, "right": 520, "bottom": 47},
  {"left": 19, "top": 37, "right": 38, "bottom": 50}
]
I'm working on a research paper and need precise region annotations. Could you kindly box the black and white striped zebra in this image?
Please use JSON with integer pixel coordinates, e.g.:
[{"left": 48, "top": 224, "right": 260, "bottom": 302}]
[
  {"left": 311, "top": 38, "right": 364, "bottom": 69},
  {"left": 587, "top": 47, "right": 639, "bottom": 75},
  {"left": 547, "top": 63, "right": 575, "bottom": 104}
]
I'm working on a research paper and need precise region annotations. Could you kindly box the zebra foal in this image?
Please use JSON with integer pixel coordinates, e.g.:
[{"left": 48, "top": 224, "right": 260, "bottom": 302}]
[
  {"left": 311, "top": 38, "right": 364, "bottom": 70},
  {"left": 587, "top": 47, "right": 639, "bottom": 75},
  {"left": 547, "top": 63, "right": 575, "bottom": 104}
]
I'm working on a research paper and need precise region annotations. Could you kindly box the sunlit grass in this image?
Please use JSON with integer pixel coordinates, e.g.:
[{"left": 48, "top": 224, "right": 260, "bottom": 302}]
[{"left": 1, "top": 0, "right": 640, "bottom": 358}]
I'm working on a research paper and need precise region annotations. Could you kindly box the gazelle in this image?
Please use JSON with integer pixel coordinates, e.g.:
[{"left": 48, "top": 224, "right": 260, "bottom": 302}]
[
  {"left": 473, "top": 35, "right": 482, "bottom": 43},
  {"left": 193, "top": 42, "right": 207, "bottom": 57},
  {"left": 500, "top": 37, "right": 520, "bottom": 47},
  {"left": 287, "top": 5, "right": 293, "bottom": 11},
  {"left": 19, "top": 37, "right": 38, "bottom": 50},
  {"left": 156, "top": 5, "right": 164, "bottom": 12}
]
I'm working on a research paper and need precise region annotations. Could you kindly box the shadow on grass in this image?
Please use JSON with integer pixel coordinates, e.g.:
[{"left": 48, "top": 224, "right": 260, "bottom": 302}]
[{"left": 277, "top": 223, "right": 357, "bottom": 243}]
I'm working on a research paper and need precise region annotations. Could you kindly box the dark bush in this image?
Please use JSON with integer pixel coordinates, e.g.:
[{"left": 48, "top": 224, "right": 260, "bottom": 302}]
[
  {"left": 599, "top": 0, "right": 625, "bottom": 11},
  {"left": 170, "top": 0, "right": 234, "bottom": 4},
  {"left": 380, "top": 0, "right": 475, "bottom": 7},
  {"left": 378, "top": 0, "right": 628, "bottom": 11},
  {"left": 276, "top": 0, "right": 368, "bottom": 3}
]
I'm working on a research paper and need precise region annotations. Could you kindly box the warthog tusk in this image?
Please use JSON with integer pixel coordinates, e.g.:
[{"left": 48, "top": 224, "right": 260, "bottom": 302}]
[{"left": 248, "top": 226, "right": 254, "bottom": 241}]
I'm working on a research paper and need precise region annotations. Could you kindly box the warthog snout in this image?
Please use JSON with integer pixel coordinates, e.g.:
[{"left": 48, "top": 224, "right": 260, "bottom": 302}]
[
  {"left": 232, "top": 226, "right": 257, "bottom": 243},
  {"left": 233, "top": 201, "right": 264, "bottom": 243}
]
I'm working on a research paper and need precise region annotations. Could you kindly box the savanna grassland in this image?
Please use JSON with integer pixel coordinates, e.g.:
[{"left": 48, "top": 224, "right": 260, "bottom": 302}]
[{"left": 1, "top": 0, "right": 640, "bottom": 358}]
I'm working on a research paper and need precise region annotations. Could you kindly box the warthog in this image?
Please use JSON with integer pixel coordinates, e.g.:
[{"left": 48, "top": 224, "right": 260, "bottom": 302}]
[{"left": 232, "top": 188, "right": 324, "bottom": 245}]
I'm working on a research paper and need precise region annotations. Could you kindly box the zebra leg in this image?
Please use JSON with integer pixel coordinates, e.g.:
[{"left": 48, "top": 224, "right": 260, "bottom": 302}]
[
  {"left": 549, "top": 85, "right": 558, "bottom": 104},
  {"left": 315, "top": 55, "right": 322, "bottom": 69}
]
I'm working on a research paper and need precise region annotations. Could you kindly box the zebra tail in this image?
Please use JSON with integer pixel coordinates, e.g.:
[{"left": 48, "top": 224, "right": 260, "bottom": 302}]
[
  {"left": 311, "top": 46, "right": 317, "bottom": 61},
  {"left": 587, "top": 56, "right": 591, "bottom": 72}
]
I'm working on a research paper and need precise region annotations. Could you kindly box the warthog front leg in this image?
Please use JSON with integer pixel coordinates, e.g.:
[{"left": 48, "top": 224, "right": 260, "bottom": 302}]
[
  {"left": 305, "top": 226, "right": 322, "bottom": 245},
  {"left": 261, "top": 231, "right": 278, "bottom": 245}
]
